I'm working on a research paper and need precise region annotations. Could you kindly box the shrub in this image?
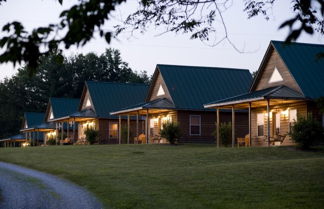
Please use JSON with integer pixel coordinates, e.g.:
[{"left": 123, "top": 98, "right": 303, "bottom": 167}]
[
  {"left": 160, "top": 122, "right": 182, "bottom": 145},
  {"left": 46, "top": 139, "right": 56, "bottom": 145},
  {"left": 213, "top": 122, "right": 232, "bottom": 146},
  {"left": 290, "top": 116, "right": 324, "bottom": 149},
  {"left": 84, "top": 128, "right": 99, "bottom": 145}
]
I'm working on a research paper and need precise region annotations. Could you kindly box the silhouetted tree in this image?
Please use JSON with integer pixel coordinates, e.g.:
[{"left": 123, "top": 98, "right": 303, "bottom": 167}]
[{"left": 0, "top": 0, "right": 323, "bottom": 73}]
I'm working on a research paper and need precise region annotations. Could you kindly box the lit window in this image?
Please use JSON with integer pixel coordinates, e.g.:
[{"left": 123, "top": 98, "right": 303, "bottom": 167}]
[
  {"left": 257, "top": 113, "right": 264, "bottom": 136},
  {"left": 275, "top": 112, "right": 280, "bottom": 135},
  {"left": 289, "top": 109, "right": 297, "bottom": 132},
  {"left": 157, "top": 84, "right": 165, "bottom": 96},
  {"left": 269, "top": 67, "right": 283, "bottom": 83},
  {"left": 109, "top": 122, "right": 118, "bottom": 138},
  {"left": 190, "top": 115, "right": 201, "bottom": 136},
  {"left": 289, "top": 109, "right": 297, "bottom": 123}
]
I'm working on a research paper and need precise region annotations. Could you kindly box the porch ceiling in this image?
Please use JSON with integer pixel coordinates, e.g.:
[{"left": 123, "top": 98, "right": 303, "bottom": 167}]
[{"left": 204, "top": 85, "right": 307, "bottom": 109}]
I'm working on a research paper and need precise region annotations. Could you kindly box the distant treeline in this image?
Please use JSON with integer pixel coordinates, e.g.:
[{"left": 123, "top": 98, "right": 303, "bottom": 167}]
[{"left": 0, "top": 48, "right": 150, "bottom": 138}]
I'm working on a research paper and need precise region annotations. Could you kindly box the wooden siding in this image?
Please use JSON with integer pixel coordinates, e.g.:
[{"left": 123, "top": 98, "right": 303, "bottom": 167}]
[
  {"left": 255, "top": 49, "right": 303, "bottom": 93},
  {"left": 177, "top": 110, "right": 248, "bottom": 143},
  {"left": 251, "top": 102, "right": 308, "bottom": 146},
  {"left": 148, "top": 70, "right": 173, "bottom": 102}
]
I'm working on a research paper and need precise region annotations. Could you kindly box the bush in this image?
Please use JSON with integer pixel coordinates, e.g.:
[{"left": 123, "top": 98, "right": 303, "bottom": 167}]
[
  {"left": 46, "top": 139, "right": 56, "bottom": 145},
  {"left": 213, "top": 122, "right": 232, "bottom": 146},
  {"left": 290, "top": 116, "right": 324, "bottom": 149},
  {"left": 84, "top": 128, "right": 99, "bottom": 145},
  {"left": 160, "top": 122, "right": 182, "bottom": 145}
]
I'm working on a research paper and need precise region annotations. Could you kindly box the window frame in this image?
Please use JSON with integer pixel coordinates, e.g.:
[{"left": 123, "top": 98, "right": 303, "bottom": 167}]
[{"left": 189, "top": 115, "right": 201, "bottom": 136}]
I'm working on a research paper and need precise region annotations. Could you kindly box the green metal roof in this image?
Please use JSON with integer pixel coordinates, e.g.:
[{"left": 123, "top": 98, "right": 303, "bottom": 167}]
[
  {"left": 271, "top": 41, "right": 324, "bottom": 99},
  {"left": 24, "top": 112, "right": 45, "bottom": 128},
  {"left": 205, "top": 85, "right": 305, "bottom": 107},
  {"left": 156, "top": 64, "right": 252, "bottom": 110},
  {"left": 86, "top": 81, "right": 148, "bottom": 118},
  {"left": 50, "top": 97, "right": 80, "bottom": 119}
]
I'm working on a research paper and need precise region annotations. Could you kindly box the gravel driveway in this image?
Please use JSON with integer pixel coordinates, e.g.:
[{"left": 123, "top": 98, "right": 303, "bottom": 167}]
[{"left": 0, "top": 162, "right": 103, "bottom": 209}]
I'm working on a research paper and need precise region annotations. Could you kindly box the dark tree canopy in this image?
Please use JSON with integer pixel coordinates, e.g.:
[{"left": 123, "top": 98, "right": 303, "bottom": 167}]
[
  {"left": 0, "top": 48, "right": 150, "bottom": 138},
  {"left": 0, "top": 0, "right": 323, "bottom": 73}
]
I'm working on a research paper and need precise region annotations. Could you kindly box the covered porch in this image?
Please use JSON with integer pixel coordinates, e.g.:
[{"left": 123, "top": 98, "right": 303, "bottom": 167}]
[
  {"left": 111, "top": 98, "right": 176, "bottom": 144},
  {"left": 0, "top": 134, "right": 27, "bottom": 147},
  {"left": 205, "top": 86, "right": 307, "bottom": 147},
  {"left": 20, "top": 123, "right": 55, "bottom": 146},
  {"left": 51, "top": 108, "right": 97, "bottom": 144}
]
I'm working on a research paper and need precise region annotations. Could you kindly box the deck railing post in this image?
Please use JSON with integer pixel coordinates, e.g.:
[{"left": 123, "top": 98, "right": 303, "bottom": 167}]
[
  {"left": 232, "top": 106, "right": 235, "bottom": 148},
  {"left": 216, "top": 108, "right": 220, "bottom": 148},
  {"left": 249, "top": 102, "right": 252, "bottom": 147},
  {"left": 118, "top": 115, "right": 122, "bottom": 144},
  {"left": 267, "top": 99, "right": 270, "bottom": 147}
]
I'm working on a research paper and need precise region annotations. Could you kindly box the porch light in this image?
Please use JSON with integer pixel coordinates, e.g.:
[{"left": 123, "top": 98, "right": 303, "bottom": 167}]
[
  {"left": 83, "top": 121, "right": 95, "bottom": 129},
  {"left": 47, "top": 131, "right": 56, "bottom": 138},
  {"left": 22, "top": 142, "right": 30, "bottom": 147},
  {"left": 281, "top": 109, "right": 289, "bottom": 118},
  {"left": 161, "top": 115, "right": 172, "bottom": 124}
]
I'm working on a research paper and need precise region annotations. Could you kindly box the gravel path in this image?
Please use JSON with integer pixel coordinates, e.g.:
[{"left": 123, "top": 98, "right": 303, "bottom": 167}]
[{"left": 0, "top": 162, "right": 103, "bottom": 209}]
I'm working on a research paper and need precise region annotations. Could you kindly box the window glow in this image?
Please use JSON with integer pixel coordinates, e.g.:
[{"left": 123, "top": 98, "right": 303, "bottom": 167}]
[
  {"left": 85, "top": 97, "right": 92, "bottom": 107},
  {"left": 257, "top": 113, "right": 264, "bottom": 125},
  {"left": 49, "top": 109, "right": 54, "bottom": 120},
  {"left": 22, "top": 142, "right": 30, "bottom": 147},
  {"left": 109, "top": 122, "right": 118, "bottom": 138},
  {"left": 150, "top": 118, "right": 158, "bottom": 128},
  {"left": 82, "top": 121, "right": 95, "bottom": 129},
  {"left": 269, "top": 67, "right": 283, "bottom": 83},
  {"left": 289, "top": 109, "right": 297, "bottom": 122},
  {"left": 157, "top": 84, "right": 165, "bottom": 96},
  {"left": 276, "top": 113, "right": 281, "bottom": 129}
]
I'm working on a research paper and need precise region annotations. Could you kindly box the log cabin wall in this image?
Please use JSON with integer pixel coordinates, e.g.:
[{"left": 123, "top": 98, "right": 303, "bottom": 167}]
[{"left": 177, "top": 110, "right": 249, "bottom": 143}]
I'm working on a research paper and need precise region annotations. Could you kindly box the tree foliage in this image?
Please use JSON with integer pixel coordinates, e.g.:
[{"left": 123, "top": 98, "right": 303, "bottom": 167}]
[
  {"left": 0, "top": 48, "right": 150, "bottom": 139},
  {"left": 1, "top": 0, "right": 323, "bottom": 73}
]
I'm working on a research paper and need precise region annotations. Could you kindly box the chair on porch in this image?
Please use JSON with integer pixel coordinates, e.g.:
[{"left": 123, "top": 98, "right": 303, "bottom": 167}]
[
  {"left": 237, "top": 134, "right": 250, "bottom": 147},
  {"left": 134, "top": 134, "right": 146, "bottom": 144}
]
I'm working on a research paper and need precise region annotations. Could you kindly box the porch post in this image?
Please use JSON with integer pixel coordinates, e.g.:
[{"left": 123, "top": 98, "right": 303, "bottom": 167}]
[
  {"left": 232, "top": 106, "right": 235, "bottom": 148},
  {"left": 37, "top": 131, "right": 39, "bottom": 146},
  {"left": 216, "top": 108, "right": 220, "bottom": 148},
  {"left": 61, "top": 122, "right": 64, "bottom": 142},
  {"left": 136, "top": 112, "right": 139, "bottom": 144},
  {"left": 73, "top": 118, "right": 76, "bottom": 144},
  {"left": 145, "top": 109, "right": 149, "bottom": 144},
  {"left": 127, "top": 115, "right": 130, "bottom": 144},
  {"left": 118, "top": 115, "right": 122, "bottom": 144},
  {"left": 267, "top": 99, "right": 270, "bottom": 147},
  {"left": 55, "top": 123, "right": 58, "bottom": 145},
  {"left": 249, "top": 102, "right": 252, "bottom": 147},
  {"left": 67, "top": 121, "right": 69, "bottom": 140}
]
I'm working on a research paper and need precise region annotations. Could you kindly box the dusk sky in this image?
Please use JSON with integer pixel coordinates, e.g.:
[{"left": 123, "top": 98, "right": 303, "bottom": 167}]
[{"left": 0, "top": 0, "right": 323, "bottom": 80}]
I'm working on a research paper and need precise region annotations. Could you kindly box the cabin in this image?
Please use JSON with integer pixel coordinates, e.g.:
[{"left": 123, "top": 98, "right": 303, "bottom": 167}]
[
  {"left": 205, "top": 41, "right": 324, "bottom": 147},
  {"left": 44, "top": 97, "right": 80, "bottom": 144},
  {"left": 52, "top": 81, "right": 148, "bottom": 144},
  {"left": 0, "top": 134, "right": 26, "bottom": 147},
  {"left": 111, "top": 64, "right": 252, "bottom": 144},
  {"left": 19, "top": 112, "right": 52, "bottom": 146}
]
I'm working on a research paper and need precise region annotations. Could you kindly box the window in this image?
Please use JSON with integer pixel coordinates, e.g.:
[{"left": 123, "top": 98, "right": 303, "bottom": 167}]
[
  {"left": 109, "top": 122, "right": 118, "bottom": 139},
  {"left": 289, "top": 109, "right": 297, "bottom": 132},
  {"left": 257, "top": 113, "right": 264, "bottom": 136},
  {"left": 85, "top": 97, "right": 92, "bottom": 107},
  {"left": 190, "top": 115, "right": 201, "bottom": 136},
  {"left": 49, "top": 108, "right": 54, "bottom": 120},
  {"left": 157, "top": 84, "right": 165, "bottom": 96},
  {"left": 269, "top": 67, "right": 283, "bottom": 83},
  {"left": 275, "top": 112, "right": 280, "bottom": 134}
]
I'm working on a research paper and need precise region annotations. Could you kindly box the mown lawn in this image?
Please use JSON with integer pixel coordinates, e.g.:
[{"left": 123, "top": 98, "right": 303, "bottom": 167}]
[{"left": 0, "top": 145, "right": 324, "bottom": 209}]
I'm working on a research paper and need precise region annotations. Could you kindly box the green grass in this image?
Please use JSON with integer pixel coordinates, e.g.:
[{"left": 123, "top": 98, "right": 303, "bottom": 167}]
[{"left": 1, "top": 145, "right": 324, "bottom": 209}]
